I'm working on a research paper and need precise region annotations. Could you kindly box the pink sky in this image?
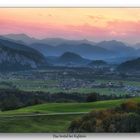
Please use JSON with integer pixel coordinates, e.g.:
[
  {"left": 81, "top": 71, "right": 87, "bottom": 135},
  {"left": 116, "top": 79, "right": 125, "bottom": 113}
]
[{"left": 0, "top": 8, "right": 140, "bottom": 44}]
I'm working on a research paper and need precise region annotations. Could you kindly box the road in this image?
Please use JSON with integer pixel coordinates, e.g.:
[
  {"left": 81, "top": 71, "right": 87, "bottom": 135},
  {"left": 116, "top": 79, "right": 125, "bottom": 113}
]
[{"left": 0, "top": 112, "right": 88, "bottom": 118}]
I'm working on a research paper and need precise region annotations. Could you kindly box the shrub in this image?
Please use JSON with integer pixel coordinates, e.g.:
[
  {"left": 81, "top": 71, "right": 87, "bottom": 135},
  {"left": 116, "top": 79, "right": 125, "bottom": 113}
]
[{"left": 68, "top": 102, "right": 140, "bottom": 132}]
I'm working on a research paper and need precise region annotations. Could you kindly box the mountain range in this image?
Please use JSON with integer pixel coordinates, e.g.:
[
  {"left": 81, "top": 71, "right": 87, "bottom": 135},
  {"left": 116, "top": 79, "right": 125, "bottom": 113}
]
[
  {"left": 0, "top": 33, "right": 140, "bottom": 70},
  {"left": 3, "top": 33, "right": 139, "bottom": 61}
]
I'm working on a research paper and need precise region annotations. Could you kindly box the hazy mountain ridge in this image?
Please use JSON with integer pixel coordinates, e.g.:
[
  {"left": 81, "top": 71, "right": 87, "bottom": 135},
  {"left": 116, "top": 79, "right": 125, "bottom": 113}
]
[
  {"left": 0, "top": 38, "right": 48, "bottom": 71},
  {"left": 1, "top": 34, "right": 140, "bottom": 63},
  {"left": 3, "top": 34, "right": 96, "bottom": 46},
  {"left": 30, "top": 42, "right": 114, "bottom": 60},
  {"left": 47, "top": 52, "right": 91, "bottom": 67},
  {"left": 97, "top": 40, "right": 136, "bottom": 57}
]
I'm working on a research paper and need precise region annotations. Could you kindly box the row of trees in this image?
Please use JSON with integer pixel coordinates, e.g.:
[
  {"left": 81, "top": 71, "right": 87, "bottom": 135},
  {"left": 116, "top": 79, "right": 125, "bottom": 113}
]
[{"left": 0, "top": 88, "right": 132, "bottom": 111}]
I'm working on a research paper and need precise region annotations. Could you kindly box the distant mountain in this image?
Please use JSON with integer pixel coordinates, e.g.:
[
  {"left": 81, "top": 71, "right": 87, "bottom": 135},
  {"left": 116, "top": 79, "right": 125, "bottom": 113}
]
[
  {"left": 97, "top": 40, "right": 136, "bottom": 57},
  {"left": 30, "top": 40, "right": 139, "bottom": 60},
  {"left": 59, "top": 52, "right": 89, "bottom": 63},
  {"left": 0, "top": 38, "right": 48, "bottom": 71},
  {"left": 2, "top": 34, "right": 140, "bottom": 62},
  {"left": 47, "top": 52, "right": 90, "bottom": 67},
  {"left": 3, "top": 34, "right": 96, "bottom": 46},
  {"left": 3, "top": 34, "right": 37, "bottom": 45},
  {"left": 117, "top": 57, "right": 140, "bottom": 72},
  {"left": 30, "top": 43, "right": 114, "bottom": 60},
  {"left": 38, "top": 38, "right": 96, "bottom": 46},
  {"left": 0, "top": 35, "right": 26, "bottom": 45},
  {"left": 133, "top": 43, "right": 140, "bottom": 49}
]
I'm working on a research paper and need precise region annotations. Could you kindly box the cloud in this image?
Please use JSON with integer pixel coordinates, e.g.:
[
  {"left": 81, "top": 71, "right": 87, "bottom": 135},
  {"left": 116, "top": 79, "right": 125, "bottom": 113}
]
[
  {"left": 106, "top": 20, "right": 140, "bottom": 37},
  {"left": 48, "top": 14, "right": 52, "bottom": 17},
  {"left": 87, "top": 15, "right": 105, "bottom": 23},
  {"left": 1, "top": 17, "right": 140, "bottom": 43}
]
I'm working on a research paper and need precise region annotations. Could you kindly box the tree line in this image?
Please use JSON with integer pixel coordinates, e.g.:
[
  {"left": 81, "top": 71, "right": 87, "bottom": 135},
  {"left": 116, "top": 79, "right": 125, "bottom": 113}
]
[{"left": 0, "top": 88, "right": 132, "bottom": 111}]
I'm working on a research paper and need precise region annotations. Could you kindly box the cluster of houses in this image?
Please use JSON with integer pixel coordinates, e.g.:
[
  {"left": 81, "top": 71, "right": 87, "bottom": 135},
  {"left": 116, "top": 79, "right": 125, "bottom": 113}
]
[
  {"left": 124, "top": 85, "right": 140, "bottom": 93},
  {"left": 0, "top": 70, "right": 140, "bottom": 97},
  {"left": 58, "top": 78, "right": 125, "bottom": 90}
]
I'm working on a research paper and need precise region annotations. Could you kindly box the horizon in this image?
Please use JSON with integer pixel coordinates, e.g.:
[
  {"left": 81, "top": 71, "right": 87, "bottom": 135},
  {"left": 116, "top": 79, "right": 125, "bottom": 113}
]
[
  {"left": 0, "top": 33, "right": 138, "bottom": 46},
  {"left": 0, "top": 8, "right": 140, "bottom": 44}
]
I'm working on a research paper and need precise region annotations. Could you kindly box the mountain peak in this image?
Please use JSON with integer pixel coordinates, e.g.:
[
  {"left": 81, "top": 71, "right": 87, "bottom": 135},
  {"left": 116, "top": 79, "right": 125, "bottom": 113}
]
[
  {"left": 3, "top": 33, "right": 37, "bottom": 44},
  {"left": 5, "top": 33, "right": 30, "bottom": 38},
  {"left": 60, "top": 52, "right": 82, "bottom": 59}
]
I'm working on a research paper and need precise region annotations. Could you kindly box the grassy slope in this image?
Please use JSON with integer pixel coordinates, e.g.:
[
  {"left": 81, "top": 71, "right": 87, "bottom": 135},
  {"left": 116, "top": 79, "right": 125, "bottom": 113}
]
[
  {"left": 0, "top": 97, "right": 140, "bottom": 132},
  {"left": 1, "top": 97, "right": 140, "bottom": 116},
  {"left": 0, "top": 114, "right": 82, "bottom": 132}
]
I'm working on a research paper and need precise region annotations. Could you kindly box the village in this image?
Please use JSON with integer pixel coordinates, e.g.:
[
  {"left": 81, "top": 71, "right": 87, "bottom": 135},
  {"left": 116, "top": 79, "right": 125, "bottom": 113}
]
[{"left": 0, "top": 68, "right": 140, "bottom": 97}]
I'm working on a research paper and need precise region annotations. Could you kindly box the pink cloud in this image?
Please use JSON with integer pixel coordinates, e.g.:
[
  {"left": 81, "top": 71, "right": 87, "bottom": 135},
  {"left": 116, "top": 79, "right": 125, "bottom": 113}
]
[{"left": 0, "top": 18, "right": 140, "bottom": 43}]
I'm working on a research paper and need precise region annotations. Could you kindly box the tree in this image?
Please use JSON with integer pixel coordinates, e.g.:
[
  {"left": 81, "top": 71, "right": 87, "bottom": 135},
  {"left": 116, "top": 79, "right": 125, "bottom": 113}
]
[{"left": 86, "top": 93, "right": 98, "bottom": 102}]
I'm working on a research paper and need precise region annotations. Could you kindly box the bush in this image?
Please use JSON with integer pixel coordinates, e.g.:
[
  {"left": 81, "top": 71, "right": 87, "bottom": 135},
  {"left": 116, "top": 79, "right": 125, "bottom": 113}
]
[
  {"left": 102, "top": 113, "right": 140, "bottom": 132},
  {"left": 68, "top": 102, "right": 140, "bottom": 132},
  {"left": 120, "top": 101, "right": 140, "bottom": 113}
]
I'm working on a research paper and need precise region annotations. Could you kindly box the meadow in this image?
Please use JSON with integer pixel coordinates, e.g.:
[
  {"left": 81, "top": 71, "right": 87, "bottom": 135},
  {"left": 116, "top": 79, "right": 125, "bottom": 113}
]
[
  {"left": 0, "top": 98, "right": 130, "bottom": 115},
  {"left": 0, "top": 97, "right": 139, "bottom": 132}
]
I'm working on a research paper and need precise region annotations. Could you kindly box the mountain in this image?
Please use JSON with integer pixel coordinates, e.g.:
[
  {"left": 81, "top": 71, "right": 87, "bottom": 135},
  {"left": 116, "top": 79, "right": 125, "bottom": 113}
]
[
  {"left": 0, "top": 38, "right": 48, "bottom": 71},
  {"left": 3, "top": 34, "right": 96, "bottom": 46},
  {"left": 3, "top": 34, "right": 139, "bottom": 61},
  {"left": 3, "top": 34, "right": 37, "bottom": 45},
  {"left": 30, "top": 43, "right": 114, "bottom": 60},
  {"left": 133, "top": 43, "right": 140, "bottom": 49},
  {"left": 39, "top": 38, "right": 96, "bottom": 46},
  {"left": 47, "top": 52, "right": 90, "bottom": 67},
  {"left": 59, "top": 52, "right": 89, "bottom": 63},
  {"left": 97, "top": 40, "right": 136, "bottom": 57},
  {"left": 117, "top": 57, "right": 140, "bottom": 72}
]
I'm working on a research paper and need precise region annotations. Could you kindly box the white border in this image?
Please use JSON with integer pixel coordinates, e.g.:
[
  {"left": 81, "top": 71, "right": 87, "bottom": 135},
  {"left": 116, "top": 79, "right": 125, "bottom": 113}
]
[
  {"left": 0, "top": 0, "right": 140, "bottom": 7},
  {"left": 0, "top": 0, "right": 140, "bottom": 140}
]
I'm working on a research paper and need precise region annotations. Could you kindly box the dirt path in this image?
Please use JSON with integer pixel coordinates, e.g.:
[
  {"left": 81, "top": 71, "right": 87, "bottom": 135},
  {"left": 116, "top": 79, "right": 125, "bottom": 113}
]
[{"left": 0, "top": 112, "right": 88, "bottom": 118}]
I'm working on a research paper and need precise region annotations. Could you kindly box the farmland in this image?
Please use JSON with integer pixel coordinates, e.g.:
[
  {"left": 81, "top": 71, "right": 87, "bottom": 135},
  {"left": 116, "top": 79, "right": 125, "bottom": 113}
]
[{"left": 0, "top": 68, "right": 140, "bottom": 96}]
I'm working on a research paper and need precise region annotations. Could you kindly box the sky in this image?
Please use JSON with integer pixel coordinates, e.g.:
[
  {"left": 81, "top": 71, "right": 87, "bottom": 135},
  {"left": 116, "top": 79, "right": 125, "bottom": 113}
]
[{"left": 0, "top": 8, "right": 140, "bottom": 44}]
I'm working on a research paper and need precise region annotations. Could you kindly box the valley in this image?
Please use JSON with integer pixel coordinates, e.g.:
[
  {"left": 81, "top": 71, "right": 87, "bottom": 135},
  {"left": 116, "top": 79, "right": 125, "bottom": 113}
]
[
  {"left": 0, "top": 67, "right": 140, "bottom": 96},
  {"left": 0, "top": 34, "right": 140, "bottom": 133}
]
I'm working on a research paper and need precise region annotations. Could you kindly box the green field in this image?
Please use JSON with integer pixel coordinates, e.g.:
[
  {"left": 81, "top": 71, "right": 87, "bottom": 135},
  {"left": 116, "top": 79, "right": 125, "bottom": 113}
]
[
  {"left": 0, "top": 99, "right": 124, "bottom": 116},
  {"left": 0, "top": 114, "right": 81, "bottom": 132},
  {"left": 0, "top": 97, "right": 140, "bottom": 132},
  {"left": 1, "top": 97, "right": 140, "bottom": 116}
]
